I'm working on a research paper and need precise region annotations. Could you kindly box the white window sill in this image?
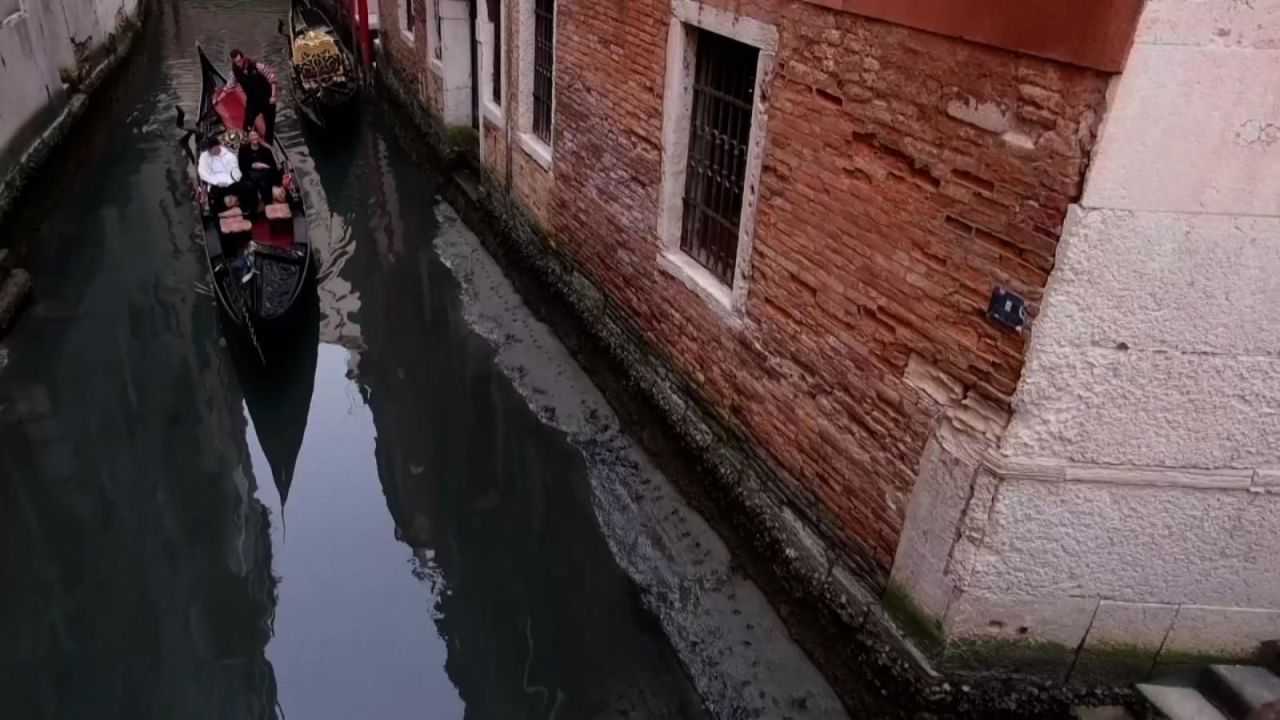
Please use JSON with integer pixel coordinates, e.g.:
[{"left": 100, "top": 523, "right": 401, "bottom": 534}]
[
  {"left": 430, "top": 56, "right": 445, "bottom": 77},
  {"left": 401, "top": 29, "right": 415, "bottom": 45},
  {"left": 517, "top": 132, "right": 553, "bottom": 171},
  {"left": 482, "top": 99, "right": 504, "bottom": 128},
  {"left": 658, "top": 250, "right": 744, "bottom": 326}
]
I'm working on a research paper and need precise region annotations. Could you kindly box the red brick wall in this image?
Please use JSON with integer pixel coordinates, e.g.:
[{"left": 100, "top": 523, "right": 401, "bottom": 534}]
[
  {"left": 478, "top": 0, "right": 1108, "bottom": 576},
  {"left": 379, "top": 0, "right": 438, "bottom": 112}
]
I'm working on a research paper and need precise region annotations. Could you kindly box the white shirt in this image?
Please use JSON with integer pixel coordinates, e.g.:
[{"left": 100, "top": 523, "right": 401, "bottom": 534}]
[{"left": 198, "top": 149, "right": 242, "bottom": 186}]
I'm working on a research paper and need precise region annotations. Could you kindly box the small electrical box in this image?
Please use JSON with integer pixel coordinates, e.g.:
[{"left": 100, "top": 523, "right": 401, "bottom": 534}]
[{"left": 987, "top": 287, "right": 1027, "bottom": 331}]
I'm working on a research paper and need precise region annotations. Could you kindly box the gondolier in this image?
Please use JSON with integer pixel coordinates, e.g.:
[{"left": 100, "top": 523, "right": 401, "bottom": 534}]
[{"left": 223, "top": 49, "right": 279, "bottom": 142}]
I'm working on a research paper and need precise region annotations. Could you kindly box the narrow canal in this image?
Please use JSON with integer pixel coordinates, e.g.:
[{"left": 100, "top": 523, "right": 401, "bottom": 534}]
[{"left": 0, "top": 2, "right": 846, "bottom": 718}]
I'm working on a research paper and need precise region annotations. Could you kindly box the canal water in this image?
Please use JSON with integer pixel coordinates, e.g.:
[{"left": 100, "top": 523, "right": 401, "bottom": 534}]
[{"left": 0, "top": 2, "right": 845, "bottom": 719}]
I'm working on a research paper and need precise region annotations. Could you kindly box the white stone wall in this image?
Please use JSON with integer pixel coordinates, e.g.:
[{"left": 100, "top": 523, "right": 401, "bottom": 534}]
[
  {"left": 0, "top": 0, "right": 140, "bottom": 169},
  {"left": 891, "top": 0, "right": 1280, "bottom": 679}
]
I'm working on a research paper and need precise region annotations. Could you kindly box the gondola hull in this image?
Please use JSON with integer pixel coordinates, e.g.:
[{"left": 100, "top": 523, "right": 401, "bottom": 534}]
[
  {"left": 186, "top": 47, "right": 315, "bottom": 357},
  {"left": 285, "top": 0, "right": 360, "bottom": 131}
]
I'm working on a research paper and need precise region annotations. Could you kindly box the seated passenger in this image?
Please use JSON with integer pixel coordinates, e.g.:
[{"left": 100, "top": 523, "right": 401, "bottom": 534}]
[
  {"left": 197, "top": 136, "right": 258, "bottom": 216},
  {"left": 238, "top": 130, "right": 280, "bottom": 206}
]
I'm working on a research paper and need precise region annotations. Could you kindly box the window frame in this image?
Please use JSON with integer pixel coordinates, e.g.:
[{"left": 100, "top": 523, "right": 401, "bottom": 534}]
[
  {"left": 657, "top": 1, "right": 777, "bottom": 318},
  {"left": 479, "top": 0, "right": 505, "bottom": 126},
  {"left": 400, "top": 0, "right": 415, "bottom": 43},
  {"left": 516, "top": 0, "right": 554, "bottom": 170},
  {"left": 430, "top": 0, "right": 444, "bottom": 62}
]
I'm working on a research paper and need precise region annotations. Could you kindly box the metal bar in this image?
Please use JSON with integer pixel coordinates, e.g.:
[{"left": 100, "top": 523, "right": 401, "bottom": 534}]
[{"left": 678, "top": 30, "right": 759, "bottom": 286}]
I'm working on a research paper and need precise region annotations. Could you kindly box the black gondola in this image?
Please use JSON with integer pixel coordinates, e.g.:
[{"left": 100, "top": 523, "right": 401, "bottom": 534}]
[
  {"left": 177, "top": 46, "right": 313, "bottom": 359},
  {"left": 280, "top": 0, "right": 360, "bottom": 130}
]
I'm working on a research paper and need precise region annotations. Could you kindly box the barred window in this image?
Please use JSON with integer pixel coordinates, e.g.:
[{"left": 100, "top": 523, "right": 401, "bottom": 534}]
[
  {"left": 431, "top": 0, "right": 443, "bottom": 60},
  {"left": 490, "top": 0, "right": 502, "bottom": 104},
  {"left": 402, "top": 0, "right": 415, "bottom": 37},
  {"left": 532, "top": 0, "right": 555, "bottom": 143},
  {"left": 680, "top": 30, "right": 759, "bottom": 285}
]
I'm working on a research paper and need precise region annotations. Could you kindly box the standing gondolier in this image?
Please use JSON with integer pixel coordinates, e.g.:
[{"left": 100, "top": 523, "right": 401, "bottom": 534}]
[{"left": 223, "top": 49, "right": 279, "bottom": 142}]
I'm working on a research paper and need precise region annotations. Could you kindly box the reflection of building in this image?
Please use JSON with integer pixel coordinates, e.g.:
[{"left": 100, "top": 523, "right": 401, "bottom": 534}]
[
  {"left": 332, "top": 139, "right": 705, "bottom": 716},
  {"left": 0, "top": 305, "right": 280, "bottom": 719},
  {"left": 0, "top": 76, "right": 279, "bottom": 715}
]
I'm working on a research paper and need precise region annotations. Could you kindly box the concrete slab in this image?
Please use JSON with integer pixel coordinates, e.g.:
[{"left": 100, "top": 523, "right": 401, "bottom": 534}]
[
  {"left": 1136, "top": 684, "right": 1228, "bottom": 720},
  {"left": 1204, "top": 665, "right": 1280, "bottom": 716}
]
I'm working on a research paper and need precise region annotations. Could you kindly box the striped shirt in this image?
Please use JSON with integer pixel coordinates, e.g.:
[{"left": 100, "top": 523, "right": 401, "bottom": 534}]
[{"left": 223, "top": 61, "right": 278, "bottom": 97}]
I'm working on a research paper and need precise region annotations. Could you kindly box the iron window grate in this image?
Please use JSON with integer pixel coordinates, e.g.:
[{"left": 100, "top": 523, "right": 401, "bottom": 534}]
[
  {"left": 680, "top": 30, "right": 758, "bottom": 287},
  {"left": 533, "top": 0, "right": 555, "bottom": 143},
  {"left": 490, "top": 0, "right": 502, "bottom": 103},
  {"left": 433, "top": 0, "right": 443, "bottom": 59}
]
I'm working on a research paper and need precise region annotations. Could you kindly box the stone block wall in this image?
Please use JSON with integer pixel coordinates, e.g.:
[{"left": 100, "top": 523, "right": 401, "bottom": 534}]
[{"left": 892, "top": 0, "right": 1280, "bottom": 681}]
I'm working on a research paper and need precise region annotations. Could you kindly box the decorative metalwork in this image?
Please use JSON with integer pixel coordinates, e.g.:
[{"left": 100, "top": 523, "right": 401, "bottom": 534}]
[
  {"left": 533, "top": 0, "right": 555, "bottom": 143},
  {"left": 680, "top": 31, "right": 758, "bottom": 286}
]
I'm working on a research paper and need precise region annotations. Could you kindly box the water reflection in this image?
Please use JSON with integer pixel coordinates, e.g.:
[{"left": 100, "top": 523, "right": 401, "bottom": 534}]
[
  {"left": 0, "top": 0, "right": 712, "bottom": 717},
  {"left": 0, "top": 2, "right": 280, "bottom": 714}
]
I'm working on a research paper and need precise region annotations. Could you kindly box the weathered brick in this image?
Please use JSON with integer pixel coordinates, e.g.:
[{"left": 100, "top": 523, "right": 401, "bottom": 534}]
[{"left": 457, "top": 0, "right": 1108, "bottom": 578}]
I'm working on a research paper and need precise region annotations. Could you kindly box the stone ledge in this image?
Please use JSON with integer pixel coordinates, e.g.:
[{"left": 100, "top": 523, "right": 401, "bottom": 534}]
[
  {"left": 984, "top": 454, "right": 1259, "bottom": 491},
  {"left": 0, "top": 0, "right": 151, "bottom": 228}
]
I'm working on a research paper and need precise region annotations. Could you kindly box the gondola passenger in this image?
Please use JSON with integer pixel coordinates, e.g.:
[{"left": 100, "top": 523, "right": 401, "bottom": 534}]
[
  {"left": 238, "top": 130, "right": 280, "bottom": 207},
  {"left": 197, "top": 136, "right": 257, "bottom": 217}
]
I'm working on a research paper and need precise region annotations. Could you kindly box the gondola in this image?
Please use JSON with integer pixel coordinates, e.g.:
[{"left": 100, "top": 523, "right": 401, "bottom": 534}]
[
  {"left": 279, "top": 0, "right": 359, "bottom": 130},
  {"left": 176, "top": 46, "right": 313, "bottom": 361}
]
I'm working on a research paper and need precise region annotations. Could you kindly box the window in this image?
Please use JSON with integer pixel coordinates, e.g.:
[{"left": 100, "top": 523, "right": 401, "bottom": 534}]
[
  {"left": 431, "top": 0, "right": 443, "bottom": 60},
  {"left": 680, "top": 31, "right": 758, "bottom": 285},
  {"left": 490, "top": 0, "right": 502, "bottom": 105},
  {"left": 401, "top": 0, "right": 415, "bottom": 40},
  {"left": 0, "top": 0, "right": 21, "bottom": 19},
  {"left": 657, "top": 2, "right": 777, "bottom": 314},
  {"left": 532, "top": 0, "right": 554, "bottom": 143}
]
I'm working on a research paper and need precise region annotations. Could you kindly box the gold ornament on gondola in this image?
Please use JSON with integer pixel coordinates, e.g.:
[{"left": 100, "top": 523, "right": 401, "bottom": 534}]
[
  {"left": 292, "top": 30, "right": 348, "bottom": 92},
  {"left": 220, "top": 126, "right": 246, "bottom": 151}
]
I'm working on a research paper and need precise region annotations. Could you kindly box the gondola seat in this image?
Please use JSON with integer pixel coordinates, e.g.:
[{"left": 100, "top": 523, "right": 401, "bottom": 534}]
[
  {"left": 265, "top": 203, "right": 292, "bottom": 221},
  {"left": 220, "top": 214, "right": 253, "bottom": 235}
]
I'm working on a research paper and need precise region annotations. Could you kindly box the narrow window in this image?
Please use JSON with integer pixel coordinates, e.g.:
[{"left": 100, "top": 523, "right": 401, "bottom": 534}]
[
  {"left": 680, "top": 31, "right": 759, "bottom": 285},
  {"left": 402, "top": 0, "right": 415, "bottom": 39},
  {"left": 432, "top": 0, "right": 443, "bottom": 60},
  {"left": 490, "top": 0, "right": 502, "bottom": 105},
  {"left": 531, "top": 0, "right": 555, "bottom": 143},
  {"left": 1, "top": 0, "right": 22, "bottom": 20}
]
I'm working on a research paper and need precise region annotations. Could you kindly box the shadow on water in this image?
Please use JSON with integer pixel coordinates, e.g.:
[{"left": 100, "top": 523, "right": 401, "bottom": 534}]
[{"left": 0, "top": 0, "right": 714, "bottom": 718}]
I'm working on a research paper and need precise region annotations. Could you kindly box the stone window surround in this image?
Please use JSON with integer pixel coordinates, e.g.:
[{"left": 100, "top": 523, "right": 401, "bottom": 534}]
[
  {"left": 428, "top": 0, "right": 444, "bottom": 69},
  {"left": 477, "top": 0, "right": 504, "bottom": 127},
  {"left": 657, "top": 0, "right": 777, "bottom": 320},
  {"left": 399, "top": 0, "right": 414, "bottom": 43},
  {"left": 515, "top": 0, "right": 554, "bottom": 170}
]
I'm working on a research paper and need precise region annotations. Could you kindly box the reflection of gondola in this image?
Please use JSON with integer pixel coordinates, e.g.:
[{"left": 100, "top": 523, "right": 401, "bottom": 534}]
[
  {"left": 176, "top": 47, "right": 315, "bottom": 362},
  {"left": 232, "top": 297, "right": 319, "bottom": 509},
  {"left": 280, "top": 0, "right": 359, "bottom": 131}
]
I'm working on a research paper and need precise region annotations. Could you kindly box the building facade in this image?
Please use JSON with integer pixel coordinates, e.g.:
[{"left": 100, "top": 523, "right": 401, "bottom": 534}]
[{"left": 377, "top": 0, "right": 1280, "bottom": 684}]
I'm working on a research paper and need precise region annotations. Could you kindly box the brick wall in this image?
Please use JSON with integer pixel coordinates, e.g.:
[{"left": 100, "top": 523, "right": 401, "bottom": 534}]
[
  {"left": 378, "top": 0, "right": 438, "bottom": 112},
  {"left": 478, "top": 0, "right": 1109, "bottom": 578}
]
